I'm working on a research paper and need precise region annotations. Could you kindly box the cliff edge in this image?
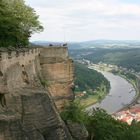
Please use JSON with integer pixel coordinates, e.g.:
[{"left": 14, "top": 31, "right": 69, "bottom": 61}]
[
  {"left": 0, "top": 46, "right": 74, "bottom": 140},
  {"left": 40, "top": 46, "right": 74, "bottom": 110}
]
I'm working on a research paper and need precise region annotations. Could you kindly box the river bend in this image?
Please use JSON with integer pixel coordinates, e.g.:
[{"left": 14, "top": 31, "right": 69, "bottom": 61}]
[{"left": 86, "top": 70, "right": 136, "bottom": 114}]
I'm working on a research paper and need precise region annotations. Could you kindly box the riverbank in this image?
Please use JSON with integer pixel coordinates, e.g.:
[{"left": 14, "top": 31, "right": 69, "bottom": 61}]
[
  {"left": 74, "top": 63, "right": 110, "bottom": 107},
  {"left": 79, "top": 66, "right": 110, "bottom": 107},
  {"left": 77, "top": 64, "right": 139, "bottom": 113},
  {"left": 79, "top": 89, "right": 108, "bottom": 107},
  {"left": 78, "top": 95, "right": 98, "bottom": 107},
  {"left": 86, "top": 68, "right": 137, "bottom": 114},
  {"left": 75, "top": 84, "right": 109, "bottom": 107},
  {"left": 95, "top": 64, "right": 140, "bottom": 113},
  {"left": 93, "top": 63, "right": 140, "bottom": 110},
  {"left": 110, "top": 70, "right": 140, "bottom": 111}
]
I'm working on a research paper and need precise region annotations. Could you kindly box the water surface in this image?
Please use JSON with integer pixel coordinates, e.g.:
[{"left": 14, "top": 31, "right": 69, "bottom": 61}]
[{"left": 86, "top": 70, "right": 136, "bottom": 114}]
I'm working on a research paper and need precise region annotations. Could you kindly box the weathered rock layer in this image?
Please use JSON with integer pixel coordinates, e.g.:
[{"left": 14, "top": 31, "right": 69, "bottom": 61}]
[
  {"left": 0, "top": 47, "right": 74, "bottom": 140},
  {"left": 40, "top": 47, "right": 74, "bottom": 110}
]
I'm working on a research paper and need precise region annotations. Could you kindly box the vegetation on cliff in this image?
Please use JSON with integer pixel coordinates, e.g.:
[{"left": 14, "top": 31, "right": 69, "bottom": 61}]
[
  {"left": 61, "top": 101, "right": 140, "bottom": 140},
  {"left": 74, "top": 62, "right": 110, "bottom": 106},
  {"left": 0, "top": 0, "right": 43, "bottom": 47}
]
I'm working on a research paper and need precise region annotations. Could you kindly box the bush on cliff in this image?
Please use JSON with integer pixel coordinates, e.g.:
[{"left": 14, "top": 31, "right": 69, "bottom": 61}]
[
  {"left": 0, "top": 0, "right": 43, "bottom": 47},
  {"left": 60, "top": 101, "right": 88, "bottom": 124}
]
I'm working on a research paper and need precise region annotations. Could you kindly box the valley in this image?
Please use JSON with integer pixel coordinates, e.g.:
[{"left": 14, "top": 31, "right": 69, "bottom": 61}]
[{"left": 70, "top": 47, "right": 140, "bottom": 115}]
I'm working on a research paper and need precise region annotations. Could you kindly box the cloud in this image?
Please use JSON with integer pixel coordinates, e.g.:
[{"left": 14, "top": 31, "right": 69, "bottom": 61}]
[{"left": 25, "top": 0, "right": 140, "bottom": 41}]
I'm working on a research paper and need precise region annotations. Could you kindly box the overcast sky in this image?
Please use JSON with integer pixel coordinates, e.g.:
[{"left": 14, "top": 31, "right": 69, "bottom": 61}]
[{"left": 25, "top": 0, "right": 140, "bottom": 42}]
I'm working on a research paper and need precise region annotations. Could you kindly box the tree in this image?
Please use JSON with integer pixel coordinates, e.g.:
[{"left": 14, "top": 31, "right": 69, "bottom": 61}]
[
  {"left": 86, "top": 108, "right": 128, "bottom": 140},
  {"left": 0, "top": 0, "right": 43, "bottom": 47},
  {"left": 60, "top": 101, "right": 88, "bottom": 123},
  {"left": 121, "top": 120, "right": 140, "bottom": 140}
]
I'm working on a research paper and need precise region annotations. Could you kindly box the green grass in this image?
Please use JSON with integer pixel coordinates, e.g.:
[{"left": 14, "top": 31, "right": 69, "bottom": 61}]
[
  {"left": 76, "top": 84, "right": 108, "bottom": 107},
  {"left": 79, "top": 95, "right": 98, "bottom": 106}
]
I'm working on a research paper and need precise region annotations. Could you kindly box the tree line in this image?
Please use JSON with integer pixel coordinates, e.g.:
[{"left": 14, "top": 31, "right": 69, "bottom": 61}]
[{"left": 0, "top": 0, "right": 43, "bottom": 47}]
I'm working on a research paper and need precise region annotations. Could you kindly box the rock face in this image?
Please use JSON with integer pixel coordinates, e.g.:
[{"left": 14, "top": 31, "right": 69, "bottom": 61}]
[
  {"left": 67, "top": 121, "right": 89, "bottom": 140},
  {"left": 40, "top": 47, "right": 74, "bottom": 110},
  {"left": 0, "top": 88, "right": 73, "bottom": 140},
  {"left": 0, "top": 47, "right": 73, "bottom": 140}
]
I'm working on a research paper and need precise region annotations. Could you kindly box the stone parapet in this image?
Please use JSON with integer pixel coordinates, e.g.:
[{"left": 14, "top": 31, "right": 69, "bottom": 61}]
[
  {"left": 0, "top": 48, "right": 40, "bottom": 72},
  {"left": 40, "top": 46, "right": 68, "bottom": 59}
]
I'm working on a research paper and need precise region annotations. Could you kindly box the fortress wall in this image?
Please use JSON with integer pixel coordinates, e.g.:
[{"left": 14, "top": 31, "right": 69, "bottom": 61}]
[
  {"left": 0, "top": 48, "right": 41, "bottom": 92},
  {"left": 0, "top": 48, "right": 40, "bottom": 72}
]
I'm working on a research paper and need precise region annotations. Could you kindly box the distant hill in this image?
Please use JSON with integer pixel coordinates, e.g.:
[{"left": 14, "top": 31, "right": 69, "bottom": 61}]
[
  {"left": 32, "top": 41, "right": 63, "bottom": 46},
  {"left": 70, "top": 47, "right": 140, "bottom": 72},
  {"left": 32, "top": 41, "right": 83, "bottom": 49},
  {"left": 32, "top": 40, "right": 140, "bottom": 49},
  {"left": 73, "top": 40, "right": 140, "bottom": 49}
]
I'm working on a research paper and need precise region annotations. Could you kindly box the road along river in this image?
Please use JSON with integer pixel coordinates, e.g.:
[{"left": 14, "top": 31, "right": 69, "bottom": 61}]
[{"left": 86, "top": 69, "right": 136, "bottom": 114}]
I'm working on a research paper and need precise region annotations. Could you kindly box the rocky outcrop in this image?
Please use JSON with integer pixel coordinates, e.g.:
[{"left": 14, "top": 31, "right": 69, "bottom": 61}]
[
  {"left": 40, "top": 46, "right": 74, "bottom": 110},
  {"left": 0, "top": 46, "right": 89, "bottom": 140},
  {"left": 0, "top": 47, "right": 74, "bottom": 140},
  {"left": 67, "top": 121, "right": 89, "bottom": 140},
  {"left": 0, "top": 88, "right": 73, "bottom": 140}
]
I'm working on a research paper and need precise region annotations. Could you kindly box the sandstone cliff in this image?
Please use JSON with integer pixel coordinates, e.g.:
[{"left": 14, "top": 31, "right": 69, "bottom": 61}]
[
  {"left": 40, "top": 46, "right": 74, "bottom": 110},
  {"left": 0, "top": 47, "right": 74, "bottom": 140}
]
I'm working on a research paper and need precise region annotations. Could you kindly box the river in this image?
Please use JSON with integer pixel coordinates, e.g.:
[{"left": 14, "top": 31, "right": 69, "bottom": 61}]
[{"left": 86, "top": 69, "right": 136, "bottom": 114}]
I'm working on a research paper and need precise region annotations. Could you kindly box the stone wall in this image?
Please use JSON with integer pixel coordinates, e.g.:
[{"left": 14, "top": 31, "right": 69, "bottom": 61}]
[
  {"left": 40, "top": 46, "right": 68, "bottom": 59},
  {"left": 0, "top": 48, "right": 39, "bottom": 71},
  {"left": 0, "top": 48, "right": 41, "bottom": 93}
]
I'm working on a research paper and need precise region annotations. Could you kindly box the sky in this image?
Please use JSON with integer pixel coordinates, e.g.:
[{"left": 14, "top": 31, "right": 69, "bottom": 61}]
[{"left": 25, "top": 0, "right": 140, "bottom": 42}]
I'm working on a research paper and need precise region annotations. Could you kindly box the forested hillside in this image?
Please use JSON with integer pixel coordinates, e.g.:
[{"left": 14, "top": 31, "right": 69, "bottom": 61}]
[{"left": 74, "top": 62, "right": 110, "bottom": 94}]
